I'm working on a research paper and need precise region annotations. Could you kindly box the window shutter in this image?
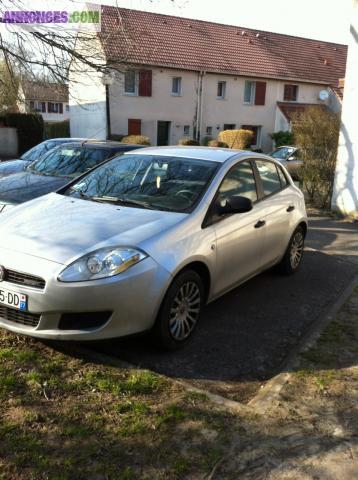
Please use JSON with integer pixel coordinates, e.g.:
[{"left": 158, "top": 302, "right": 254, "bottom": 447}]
[
  {"left": 59, "top": 103, "right": 63, "bottom": 114},
  {"left": 138, "top": 70, "right": 152, "bottom": 97},
  {"left": 254, "top": 82, "right": 266, "bottom": 105},
  {"left": 42, "top": 102, "right": 46, "bottom": 112},
  {"left": 128, "top": 118, "right": 142, "bottom": 135}
]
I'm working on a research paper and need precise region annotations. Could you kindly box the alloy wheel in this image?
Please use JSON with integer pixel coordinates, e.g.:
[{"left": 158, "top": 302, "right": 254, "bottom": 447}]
[
  {"left": 290, "top": 231, "right": 304, "bottom": 269},
  {"left": 169, "top": 281, "right": 201, "bottom": 341}
]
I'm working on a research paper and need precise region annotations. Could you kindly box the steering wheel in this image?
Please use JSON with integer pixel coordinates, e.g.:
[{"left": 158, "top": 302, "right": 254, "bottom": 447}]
[{"left": 175, "top": 189, "right": 194, "bottom": 201}]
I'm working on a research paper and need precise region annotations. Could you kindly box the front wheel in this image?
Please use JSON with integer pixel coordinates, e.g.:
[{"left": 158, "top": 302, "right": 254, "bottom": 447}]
[
  {"left": 278, "top": 225, "right": 305, "bottom": 275},
  {"left": 152, "top": 270, "right": 204, "bottom": 350}
]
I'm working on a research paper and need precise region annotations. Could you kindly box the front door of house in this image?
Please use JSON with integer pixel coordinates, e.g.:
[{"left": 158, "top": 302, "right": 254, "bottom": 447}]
[{"left": 157, "top": 121, "right": 171, "bottom": 146}]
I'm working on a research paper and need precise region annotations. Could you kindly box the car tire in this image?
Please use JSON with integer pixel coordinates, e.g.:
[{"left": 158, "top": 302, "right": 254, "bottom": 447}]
[
  {"left": 152, "top": 269, "right": 204, "bottom": 350},
  {"left": 278, "top": 225, "right": 305, "bottom": 275}
]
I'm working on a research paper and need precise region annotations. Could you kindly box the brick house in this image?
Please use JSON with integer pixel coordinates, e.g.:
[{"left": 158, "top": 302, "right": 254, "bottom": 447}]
[{"left": 69, "top": 6, "right": 347, "bottom": 151}]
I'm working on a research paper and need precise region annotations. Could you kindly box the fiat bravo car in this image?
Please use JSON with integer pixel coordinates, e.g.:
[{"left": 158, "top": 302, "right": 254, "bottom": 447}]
[{"left": 0, "top": 147, "right": 307, "bottom": 349}]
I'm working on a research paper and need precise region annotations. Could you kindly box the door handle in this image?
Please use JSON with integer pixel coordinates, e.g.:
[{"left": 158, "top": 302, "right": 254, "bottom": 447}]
[
  {"left": 254, "top": 220, "right": 266, "bottom": 229},
  {"left": 286, "top": 205, "right": 295, "bottom": 212}
]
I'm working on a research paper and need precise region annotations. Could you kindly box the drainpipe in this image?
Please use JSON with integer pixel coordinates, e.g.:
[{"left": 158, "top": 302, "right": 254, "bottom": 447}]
[{"left": 195, "top": 71, "right": 205, "bottom": 143}]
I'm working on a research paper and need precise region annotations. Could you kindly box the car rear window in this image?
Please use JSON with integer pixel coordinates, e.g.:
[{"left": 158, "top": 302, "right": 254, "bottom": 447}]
[
  {"left": 27, "top": 147, "right": 111, "bottom": 177},
  {"left": 256, "top": 160, "right": 282, "bottom": 196}
]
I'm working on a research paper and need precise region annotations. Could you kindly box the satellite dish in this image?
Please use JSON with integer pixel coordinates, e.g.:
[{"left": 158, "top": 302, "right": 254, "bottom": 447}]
[{"left": 319, "top": 89, "right": 329, "bottom": 101}]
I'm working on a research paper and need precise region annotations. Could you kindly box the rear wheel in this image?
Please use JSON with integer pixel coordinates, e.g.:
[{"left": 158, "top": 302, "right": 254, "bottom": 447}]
[
  {"left": 152, "top": 270, "right": 204, "bottom": 350},
  {"left": 278, "top": 225, "right": 305, "bottom": 275}
]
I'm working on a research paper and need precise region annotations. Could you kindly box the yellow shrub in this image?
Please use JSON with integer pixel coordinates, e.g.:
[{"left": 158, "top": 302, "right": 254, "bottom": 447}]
[
  {"left": 218, "top": 129, "right": 254, "bottom": 149},
  {"left": 178, "top": 138, "right": 200, "bottom": 146},
  {"left": 208, "top": 139, "right": 228, "bottom": 148},
  {"left": 121, "top": 135, "right": 151, "bottom": 145}
]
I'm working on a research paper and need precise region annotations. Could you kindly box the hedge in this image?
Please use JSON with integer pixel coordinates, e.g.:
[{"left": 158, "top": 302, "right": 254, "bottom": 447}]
[
  {"left": 0, "top": 113, "right": 44, "bottom": 155},
  {"left": 218, "top": 129, "right": 254, "bottom": 149},
  {"left": 45, "top": 120, "right": 70, "bottom": 139}
]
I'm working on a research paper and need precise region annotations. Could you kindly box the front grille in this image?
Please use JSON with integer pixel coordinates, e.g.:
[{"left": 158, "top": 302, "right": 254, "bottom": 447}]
[
  {"left": 4, "top": 269, "right": 46, "bottom": 290},
  {"left": 0, "top": 305, "right": 40, "bottom": 328}
]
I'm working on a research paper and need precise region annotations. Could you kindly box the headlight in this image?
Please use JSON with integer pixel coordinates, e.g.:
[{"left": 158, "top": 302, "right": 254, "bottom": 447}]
[{"left": 58, "top": 247, "right": 147, "bottom": 282}]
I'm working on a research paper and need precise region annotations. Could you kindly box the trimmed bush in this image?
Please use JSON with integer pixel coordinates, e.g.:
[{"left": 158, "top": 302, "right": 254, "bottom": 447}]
[
  {"left": 292, "top": 106, "right": 340, "bottom": 208},
  {"left": 121, "top": 135, "right": 151, "bottom": 145},
  {"left": 218, "top": 129, "right": 254, "bottom": 149},
  {"left": 45, "top": 120, "right": 70, "bottom": 139},
  {"left": 208, "top": 139, "right": 228, "bottom": 148},
  {"left": 178, "top": 138, "right": 200, "bottom": 146},
  {"left": 270, "top": 130, "right": 295, "bottom": 147},
  {"left": 108, "top": 134, "right": 124, "bottom": 142},
  {"left": 0, "top": 113, "right": 44, "bottom": 155}
]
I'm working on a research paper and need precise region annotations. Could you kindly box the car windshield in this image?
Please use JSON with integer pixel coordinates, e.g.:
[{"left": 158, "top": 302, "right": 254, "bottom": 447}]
[
  {"left": 65, "top": 154, "right": 219, "bottom": 213},
  {"left": 270, "top": 147, "right": 296, "bottom": 160},
  {"left": 26, "top": 146, "right": 111, "bottom": 178},
  {"left": 20, "top": 141, "right": 59, "bottom": 162}
]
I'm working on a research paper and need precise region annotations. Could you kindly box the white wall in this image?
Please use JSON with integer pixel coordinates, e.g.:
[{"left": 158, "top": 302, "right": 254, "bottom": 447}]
[
  {"left": 0, "top": 128, "right": 18, "bottom": 157},
  {"left": 109, "top": 68, "right": 199, "bottom": 145},
  {"left": 69, "top": 38, "right": 107, "bottom": 139},
  {"left": 332, "top": 0, "right": 358, "bottom": 216},
  {"left": 108, "top": 68, "right": 327, "bottom": 151}
]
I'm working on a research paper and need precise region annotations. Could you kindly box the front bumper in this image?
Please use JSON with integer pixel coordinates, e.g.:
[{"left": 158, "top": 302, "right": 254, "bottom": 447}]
[{"left": 0, "top": 248, "right": 172, "bottom": 340}]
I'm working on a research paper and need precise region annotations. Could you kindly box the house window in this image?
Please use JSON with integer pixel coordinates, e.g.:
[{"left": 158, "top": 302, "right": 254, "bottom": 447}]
[
  {"left": 65, "top": 104, "right": 69, "bottom": 112},
  {"left": 206, "top": 126, "right": 213, "bottom": 135},
  {"left": 172, "top": 77, "right": 182, "bottom": 96},
  {"left": 244, "top": 80, "right": 266, "bottom": 105},
  {"left": 244, "top": 81, "right": 255, "bottom": 104},
  {"left": 124, "top": 70, "right": 137, "bottom": 94},
  {"left": 241, "top": 125, "right": 261, "bottom": 146},
  {"left": 30, "top": 101, "right": 46, "bottom": 113},
  {"left": 183, "top": 125, "right": 190, "bottom": 135},
  {"left": 284, "top": 84, "right": 298, "bottom": 101},
  {"left": 125, "top": 70, "right": 152, "bottom": 96},
  {"left": 224, "top": 124, "right": 236, "bottom": 130},
  {"left": 217, "top": 81, "right": 226, "bottom": 99},
  {"left": 48, "top": 102, "right": 63, "bottom": 114}
]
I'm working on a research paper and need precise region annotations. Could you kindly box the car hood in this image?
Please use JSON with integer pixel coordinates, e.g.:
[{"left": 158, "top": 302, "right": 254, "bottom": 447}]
[
  {"left": 0, "top": 193, "right": 187, "bottom": 265},
  {"left": 0, "top": 171, "right": 67, "bottom": 205},
  {"left": 0, "top": 160, "right": 29, "bottom": 178}
]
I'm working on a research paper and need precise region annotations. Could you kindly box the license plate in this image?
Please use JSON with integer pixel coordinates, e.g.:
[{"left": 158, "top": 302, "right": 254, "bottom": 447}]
[{"left": 0, "top": 287, "right": 27, "bottom": 311}]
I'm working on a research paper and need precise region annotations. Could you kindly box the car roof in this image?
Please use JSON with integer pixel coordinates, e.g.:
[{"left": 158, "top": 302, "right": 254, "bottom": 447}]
[
  {"left": 55, "top": 141, "right": 144, "bottom": 150},
  {"left": 125, "top": 146, "right": 253, "bottom": 163}
]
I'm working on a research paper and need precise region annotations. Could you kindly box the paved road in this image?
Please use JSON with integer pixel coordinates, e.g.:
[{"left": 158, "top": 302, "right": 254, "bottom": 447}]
[{"left": 90, "top": 215, "right": 358, "bottom": 400}]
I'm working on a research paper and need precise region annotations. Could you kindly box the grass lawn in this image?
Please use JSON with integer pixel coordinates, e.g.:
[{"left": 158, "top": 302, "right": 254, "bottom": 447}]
[
  {"left": 0, "top": 287, "right": 357, "bottom": 479},
  {"left": 0, "top": 331, "right": 238, "bottom": 480}
]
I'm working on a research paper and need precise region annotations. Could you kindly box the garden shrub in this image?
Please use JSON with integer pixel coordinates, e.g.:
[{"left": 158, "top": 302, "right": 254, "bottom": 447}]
[
  {"left": 208, "top": 139, "right": 228, "bottom": 148},
  {"left": 270, "top": 130, "right": 295, "bottom": 147},
  {"left": 292, "top": 106, "right": 340, "bottom": 208},
  {"left": 218, "top": 129, "right": 254, "bottom": 149},
  {"left": 178, "top": 138, "right": 200, "bottom": 146},
  {"left": 121, "top": 135, "right": 151, "bottom": 145}
]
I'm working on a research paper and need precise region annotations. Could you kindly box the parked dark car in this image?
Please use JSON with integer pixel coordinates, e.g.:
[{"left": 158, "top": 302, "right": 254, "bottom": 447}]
[
  {"left": 0, "top": 141, "right": 144, "bottom": 212},
  {"left": 0, "top": 138, "right": 88, "bottom": 178}
]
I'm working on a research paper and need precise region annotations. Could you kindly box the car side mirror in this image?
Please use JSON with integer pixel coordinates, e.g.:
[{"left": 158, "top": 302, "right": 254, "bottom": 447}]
[
  {"left": 288, "top": 156, "right": 295, "bottom": 161},
  {"left": 217, "top": 195, "right": 253, "bottom": 215}
]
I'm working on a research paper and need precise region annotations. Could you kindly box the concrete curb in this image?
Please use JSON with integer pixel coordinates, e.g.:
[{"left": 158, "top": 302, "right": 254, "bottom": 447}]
[{"left": 248, "top": 274, "right": 358, "bottom": 412}]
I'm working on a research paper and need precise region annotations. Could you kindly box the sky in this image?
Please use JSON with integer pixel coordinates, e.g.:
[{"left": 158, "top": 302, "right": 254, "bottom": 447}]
[
  {"left": 1, "top": 0, "right": 352, "bottom": 44},
  {"left": 97, "top": 0, "right": 351, "bottom": 44}
]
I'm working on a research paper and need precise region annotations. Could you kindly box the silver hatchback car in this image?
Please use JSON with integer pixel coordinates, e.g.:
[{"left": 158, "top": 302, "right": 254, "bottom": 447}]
[{"left": 0, "top": 147, "right": 307, "bottom": 349}]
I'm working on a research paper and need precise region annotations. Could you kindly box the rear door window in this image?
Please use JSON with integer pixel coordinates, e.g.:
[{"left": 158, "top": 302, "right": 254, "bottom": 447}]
[{"left": 255, "top": 160, "right": 282, "bottom": 196}]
